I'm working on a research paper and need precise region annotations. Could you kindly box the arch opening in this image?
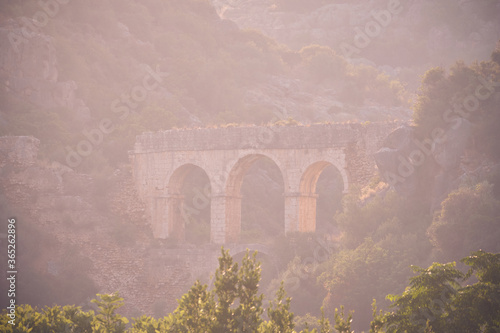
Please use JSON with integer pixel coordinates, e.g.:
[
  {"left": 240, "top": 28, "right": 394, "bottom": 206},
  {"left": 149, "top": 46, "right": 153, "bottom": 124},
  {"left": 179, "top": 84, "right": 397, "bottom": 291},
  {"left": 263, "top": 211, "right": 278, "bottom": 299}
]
[
  {"left": 226, "top": 154, "right": 285, "bottom": 243},
  {"left": 168, "top": 164, "right": 211, "bottom": 244},
  {"left": 299, "top": 162, "right": 344, "bottom": 236}
]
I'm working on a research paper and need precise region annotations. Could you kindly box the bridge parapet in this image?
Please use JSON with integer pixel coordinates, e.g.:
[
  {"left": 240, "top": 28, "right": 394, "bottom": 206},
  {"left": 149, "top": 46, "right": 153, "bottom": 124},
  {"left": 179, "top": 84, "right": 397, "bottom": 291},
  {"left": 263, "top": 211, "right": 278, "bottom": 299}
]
[{"left": 133, "top": 122, "right": 403, "bottom": 153}]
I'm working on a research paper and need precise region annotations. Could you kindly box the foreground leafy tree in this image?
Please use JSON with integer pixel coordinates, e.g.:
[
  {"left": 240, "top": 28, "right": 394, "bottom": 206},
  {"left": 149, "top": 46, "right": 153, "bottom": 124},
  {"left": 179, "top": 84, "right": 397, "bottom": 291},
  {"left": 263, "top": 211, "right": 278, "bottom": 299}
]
[
  {"left": 295, "top": 307, "right": 352, "bottom": 333},
  {"left": 260, "top": 282, "right": 295, "bottom": 332},
  {"left": 376, "top": 250, "right": 500, "bottom": 333},
  {"left": 166, "top": 281, "right": 216, "bottom": 332},
  {"left": 165, "top": 247, "right": 298, "bottom": 332},
  {"left": 447, "top": 251, "right": 500, "bottom": 332},
  {"left": 0, "top": 304, "right": 94, "bottom": 333},
  {"left": 91, "top": 293, "right": 129, "bottom": 333},
  {"left": 2, "top": 249, "right": 499, "bottom": 332},
  {"left": 212, "top": 248, "right": 264, "bottom": 332},
  {"left": 129, "top": 315, "right": 162, "bottom": 333},
  {"left": 383, "top": 262, "right": 463, "bottom": 332},
  {"left": 333, "top": 306, "right": 353, "bottom": 333},
  {"left": 164, "top": 247, "right": 294, "bottom": 332}
]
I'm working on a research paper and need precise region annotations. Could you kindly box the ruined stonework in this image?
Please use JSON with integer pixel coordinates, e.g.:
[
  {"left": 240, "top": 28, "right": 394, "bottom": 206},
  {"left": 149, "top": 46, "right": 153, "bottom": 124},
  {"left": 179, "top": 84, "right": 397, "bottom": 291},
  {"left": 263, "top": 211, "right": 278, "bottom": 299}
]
[
  {"left": 0, "top": 136, "right": 227, "bottom": 316},
  {"left": 130, "top": 122, "right": 403, "bottom": 243}
]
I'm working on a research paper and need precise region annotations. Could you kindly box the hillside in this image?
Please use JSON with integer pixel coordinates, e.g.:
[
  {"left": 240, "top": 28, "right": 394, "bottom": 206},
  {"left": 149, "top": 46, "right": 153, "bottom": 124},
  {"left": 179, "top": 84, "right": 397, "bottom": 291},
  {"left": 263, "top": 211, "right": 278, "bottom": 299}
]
[
  {"left": 0, "top": 0, "right": 500, "bottom": 331},
  {"left": 0, "top": 0, "right": 414, "bottom": 173},
  {"left": 212, "top": 0, "right": 500, "bottom": 78}
]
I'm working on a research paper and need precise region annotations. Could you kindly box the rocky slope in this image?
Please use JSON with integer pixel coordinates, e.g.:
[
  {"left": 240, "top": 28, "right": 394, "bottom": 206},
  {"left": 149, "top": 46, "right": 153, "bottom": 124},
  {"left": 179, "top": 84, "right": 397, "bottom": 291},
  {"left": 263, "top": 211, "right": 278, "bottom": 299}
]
[
  {"left": 0, "top": 0, "right": 413, "bottom": 163},
  {"left": 0, "top": 18, "right": 91, "bottom": 123},
  {"left": 211, "top": 0, "right": 500, "bottom": 73}
]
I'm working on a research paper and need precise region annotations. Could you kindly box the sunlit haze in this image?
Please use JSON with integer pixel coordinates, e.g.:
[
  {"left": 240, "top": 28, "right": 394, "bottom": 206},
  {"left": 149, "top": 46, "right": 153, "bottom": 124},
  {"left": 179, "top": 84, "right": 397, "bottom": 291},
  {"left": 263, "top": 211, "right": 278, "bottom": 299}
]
[{"left": 1, "top": 0, "right": 500, "bottom": 331}]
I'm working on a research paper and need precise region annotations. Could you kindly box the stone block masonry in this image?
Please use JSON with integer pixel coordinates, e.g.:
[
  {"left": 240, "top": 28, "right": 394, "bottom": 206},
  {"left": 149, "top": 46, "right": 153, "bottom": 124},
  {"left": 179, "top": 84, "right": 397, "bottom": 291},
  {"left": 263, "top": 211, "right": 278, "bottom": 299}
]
[{"left": 130, "top": 121, "right": 404, "bottom": 244}]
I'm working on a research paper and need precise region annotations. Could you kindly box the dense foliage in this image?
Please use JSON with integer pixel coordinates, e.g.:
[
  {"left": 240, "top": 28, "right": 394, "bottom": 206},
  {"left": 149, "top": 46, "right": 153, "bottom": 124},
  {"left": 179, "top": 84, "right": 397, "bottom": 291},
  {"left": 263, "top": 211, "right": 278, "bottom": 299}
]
[
  {"left": 428, "top": 182, "right": 500, "bottom": 261},
  {"left": 1, "top": 249, "right": 498, "bottom": 332},
  {"left": 1, "top": 1, "right": 499, "bottom": 332},
  {"left": 377, "top": 250, "right": 500, "bottom": 333},
  {"left": 0, "top": 0, "right": 408, "bottom": 175},
  {"left": 298, "top": 48, "right": 500, "bottom": 330},
  {"left": 413, "top": 49, "right": 500, "bottom": 161},
  {"left": 278, "top": 180, "right": 499, "bottom": 330}
]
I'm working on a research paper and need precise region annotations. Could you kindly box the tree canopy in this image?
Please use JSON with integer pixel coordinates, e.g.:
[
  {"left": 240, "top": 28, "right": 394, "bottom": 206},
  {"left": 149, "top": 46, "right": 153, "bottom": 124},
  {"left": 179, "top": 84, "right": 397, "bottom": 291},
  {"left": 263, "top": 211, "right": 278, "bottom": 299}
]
[{"left": 1, "top": 249, "right": 499, "bottom": 332}]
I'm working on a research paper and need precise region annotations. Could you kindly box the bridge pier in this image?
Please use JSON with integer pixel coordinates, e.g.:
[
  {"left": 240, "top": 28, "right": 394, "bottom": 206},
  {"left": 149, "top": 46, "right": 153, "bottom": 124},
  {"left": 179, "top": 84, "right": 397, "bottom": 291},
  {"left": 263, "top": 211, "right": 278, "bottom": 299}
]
[
  {"left": 152, "top": 193, "right": 186, "bottom": 240},
  {"left": 284, "top": 192, "right": 319, "bottom": 234},
  {"left": 153, "top": 194, "right": 169, "bottom": 239},
  {"left": 210, "top": 194, "right": 227, "bottom": 244},
  {"left": 284, "top": 193, "right": 300, "bottom": 233},
  {"left": 167, "top": 194, "right": 185, "bottom": 241},
  {"left": 210, "top": 193, "right": 242, "bottom": 244},
  {"left": 224, "top": 194, "right": 242, "bottom": 243},
  {"left": 299, "top": 193, "right": 319, "bottom": 232}
]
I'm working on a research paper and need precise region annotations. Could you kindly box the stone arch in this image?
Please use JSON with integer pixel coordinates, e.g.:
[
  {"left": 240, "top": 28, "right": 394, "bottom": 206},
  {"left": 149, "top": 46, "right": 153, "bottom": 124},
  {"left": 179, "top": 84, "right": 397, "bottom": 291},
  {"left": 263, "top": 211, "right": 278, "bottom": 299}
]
[
  {"left": 224, "top": 153, "right": 285, "bottom": 243},
  {"left": 298, "top": 161, "right": 345, "bottom": 232},
  {"left": 167, "top": 163, "right": 211, "bottom": 242}
]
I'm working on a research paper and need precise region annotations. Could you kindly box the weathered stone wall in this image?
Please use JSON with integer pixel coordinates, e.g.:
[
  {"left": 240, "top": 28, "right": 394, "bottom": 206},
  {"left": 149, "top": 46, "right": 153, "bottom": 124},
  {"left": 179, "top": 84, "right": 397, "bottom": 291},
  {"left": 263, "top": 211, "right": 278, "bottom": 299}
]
[
  {"left": 134, "top": 122, "right": 401, "bottom": 152},
  {"left": 131, "top": 121, "right": 404, "bottom": 243},
  {"left": 0, "top": 136, "right": 220, "bottom": 317}
]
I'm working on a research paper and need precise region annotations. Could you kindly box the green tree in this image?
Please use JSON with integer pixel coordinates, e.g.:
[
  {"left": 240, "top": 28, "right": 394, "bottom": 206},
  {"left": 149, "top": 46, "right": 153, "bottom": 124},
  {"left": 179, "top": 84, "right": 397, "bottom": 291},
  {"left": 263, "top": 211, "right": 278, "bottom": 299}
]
[
  {"left": 318, "top": 238, "right": 392, "bottom": 326},
  {"left": 167, "top": 281, "right": 216, "bottom": 332},
  {"left": 333, "top": 306, "right": 353, "bottom": 333},
  {"left": 369, "top": 300, "right": 385, "bottom": 333},
  {"left": 375, "top": 251, "right": 500, "bottom": 333},
  {"left": 129, "top": 315, "right": 161, "bottom": 333},
  {"left": 260, "top": 281, "right": 295, "bottom": 333},
  {"left": 60, "top": 305, "right": 94, "bottom": 332},
  {"left": 299, "top": 45, "right": 347, "bottom": 83},
  {"left": 318, "top": 308, "right": 333, "bottom": 333},
  {"left": 211, "top": 248, "right": 265, "bottom": 332},
  {"left": 0, "top": 304, "right": 41, "bottom": 333},
  {"left": 428, "top": 182, "right": 500, "bottom": 260},
  {"left": 2, "top": 250, "right": 499, "bottom": 333},
  {"left": 213, "top": 248, "right": 240, "bottom": 331},
  {"left": 234, "top": 251, "right": 264, "bottom": 332},
  {"left": 413, "top": 50, "right": 500, "bottom": 161},
  {"left": 383, "top": 262, "right": 463, "bottom": 332},
  {"left": 413, "top": 66, "right": 451, "bottom": 139},
  {"left": 91, "top": 292, "right": 128, "bottom": 333},
  {"left": 0, "top": 304, "right": 94, "bottom": 333},
  {"left": 156, "top": 247, "right": 266, "bottom": 332},
  {"left": 447, "top": 251, "right": 500, "bottom": 332}
]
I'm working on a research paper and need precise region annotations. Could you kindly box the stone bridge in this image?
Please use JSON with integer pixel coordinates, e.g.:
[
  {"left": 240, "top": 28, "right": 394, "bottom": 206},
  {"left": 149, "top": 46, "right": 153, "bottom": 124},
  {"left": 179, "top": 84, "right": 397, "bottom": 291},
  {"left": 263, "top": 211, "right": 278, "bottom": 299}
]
[{"left": 130, "top": 122, "right": 401, "bottom": 244}]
